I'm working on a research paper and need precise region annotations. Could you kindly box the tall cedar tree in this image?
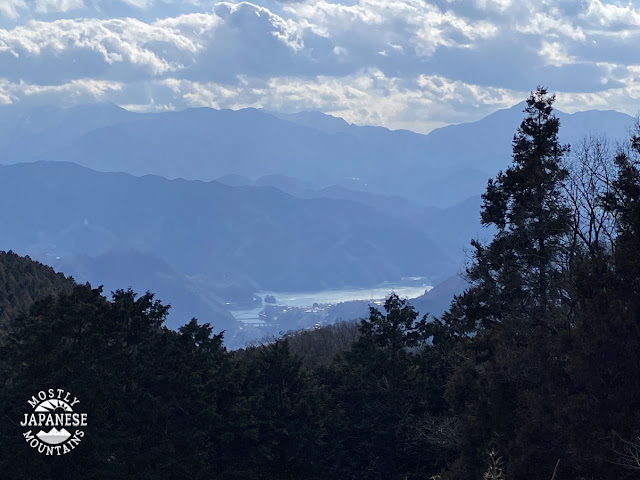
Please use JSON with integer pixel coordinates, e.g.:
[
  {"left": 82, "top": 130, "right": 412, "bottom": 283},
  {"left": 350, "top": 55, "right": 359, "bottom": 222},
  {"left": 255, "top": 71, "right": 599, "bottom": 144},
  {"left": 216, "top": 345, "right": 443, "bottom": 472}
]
[
  {"left": 448, "top": 87, "right": 571, "bottom": 335},
  {"left": 442, "top": 88, "right": 574, "bottom": 479}
]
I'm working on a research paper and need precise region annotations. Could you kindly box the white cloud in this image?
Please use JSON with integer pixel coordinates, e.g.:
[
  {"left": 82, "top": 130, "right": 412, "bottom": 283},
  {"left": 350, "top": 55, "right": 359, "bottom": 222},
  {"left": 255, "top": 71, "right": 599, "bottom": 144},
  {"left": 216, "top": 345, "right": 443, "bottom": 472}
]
[
  {"left": 581, "top": 0, "right": 640, "bottom": 30},
  {"left": 515, "top": 9, "right": 586, "bottom": 41},
  {"left": 474, "top": 0, "right": 512, "bottom": 12},
  {"left": 159, "top": 71, "right": 524, "bottom": 133},
  {"left": 214, "top": 2, "right": 306, "bottom": 51},
  {"left": 34, "top": 0, "right": 84, "bottom": 14},
  {"left": 0, "top": 0, "right": 636, "bottom": 132},
  {"left": 19, "top": 78, "right": 122, "bottom": 97},
  {"left": 118, "top": 100, "right": 175, "bottom": 112},
  {"left": 552, "top": 62, "right": 640, "bottom": 115},
  {"left": 556, "top": 87, "right": 640, "bottom": 116},
  {"left": 0, "top": 77, "right": 122, "bottom": 104},
  {"left": 285, "top": 0, "right": 499, "bottom": 58},
  {"left": 0, "top": 0, "right": 26, "bottom": 19},
  {"left": 332, "top": 45, "right": 347, "bottom": 56},
  {"left": 0, "top": 15, "right": 218, "bottom": 75},
  {"left": 539, "top": 40, "right": 576, "bottom": 67}
]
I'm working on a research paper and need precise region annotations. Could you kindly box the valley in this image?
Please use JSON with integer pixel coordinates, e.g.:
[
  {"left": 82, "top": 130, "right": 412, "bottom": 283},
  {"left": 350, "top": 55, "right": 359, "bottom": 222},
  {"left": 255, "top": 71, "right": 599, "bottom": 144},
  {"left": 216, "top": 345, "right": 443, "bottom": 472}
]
[{"left": 0, "top": 102, "right": 631, "bottom": 347}]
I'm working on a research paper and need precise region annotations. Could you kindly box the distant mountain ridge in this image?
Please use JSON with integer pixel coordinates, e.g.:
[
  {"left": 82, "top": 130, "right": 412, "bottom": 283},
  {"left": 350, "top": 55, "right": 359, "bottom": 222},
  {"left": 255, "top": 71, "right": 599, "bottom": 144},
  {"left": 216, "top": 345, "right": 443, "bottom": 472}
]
[
  {"left": 0, "top": 161, "right": 454, "bottom": 320},
  {"left": 217, "top": 173, "right": 487, "bottom": 266},
  {"left": 0, "top": 102, "right": 634, "bottom": 208}
]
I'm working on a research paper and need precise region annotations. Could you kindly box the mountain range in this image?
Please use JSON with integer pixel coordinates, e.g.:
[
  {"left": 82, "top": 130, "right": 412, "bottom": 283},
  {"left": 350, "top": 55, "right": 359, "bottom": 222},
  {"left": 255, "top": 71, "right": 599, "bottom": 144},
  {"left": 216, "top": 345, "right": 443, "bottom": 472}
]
[
  {"left": 0, "top": 102, "right": 633, "bottom": 208},
  {"left": 0, "top": 161, "right": 454, "bottom": 335},
  {"left": 0, "top": 101, "right": 634, "bottom": 342}
]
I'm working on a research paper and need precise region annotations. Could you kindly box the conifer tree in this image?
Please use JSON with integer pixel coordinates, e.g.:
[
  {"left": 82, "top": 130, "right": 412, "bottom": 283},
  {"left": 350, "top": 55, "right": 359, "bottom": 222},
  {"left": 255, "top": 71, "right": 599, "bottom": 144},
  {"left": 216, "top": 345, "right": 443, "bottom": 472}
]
[
  {"left": 448, "top": 86, "right": 571, "bottom": 335},
  {"left": 442, "top": 88, "right": 574, "bottom": 479}
]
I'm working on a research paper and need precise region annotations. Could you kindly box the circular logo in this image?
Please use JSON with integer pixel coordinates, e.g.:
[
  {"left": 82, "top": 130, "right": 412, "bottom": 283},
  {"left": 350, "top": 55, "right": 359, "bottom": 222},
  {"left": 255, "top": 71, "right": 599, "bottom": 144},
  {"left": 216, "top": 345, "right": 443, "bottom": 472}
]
[{"left": 20, "top": 389, "right": 87, "bottom": 455}]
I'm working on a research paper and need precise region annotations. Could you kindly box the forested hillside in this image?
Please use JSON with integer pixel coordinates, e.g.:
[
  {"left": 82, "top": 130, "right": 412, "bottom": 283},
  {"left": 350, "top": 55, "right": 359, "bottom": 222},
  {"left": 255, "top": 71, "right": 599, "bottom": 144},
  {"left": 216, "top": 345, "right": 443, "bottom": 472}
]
[
  {"left": 0, "top": 251, "right": 74, "bottom": 329},
  {"left": 2, "top": 88, "right": 640, "bottom": 479}
]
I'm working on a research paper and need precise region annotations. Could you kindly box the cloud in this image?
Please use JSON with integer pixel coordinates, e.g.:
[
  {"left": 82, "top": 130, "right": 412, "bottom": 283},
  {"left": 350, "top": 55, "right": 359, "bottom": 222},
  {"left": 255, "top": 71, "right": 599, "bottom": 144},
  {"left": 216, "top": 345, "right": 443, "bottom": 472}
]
[
  {"left": 474, "top": 0, "right": 512, "bottom": 13},
  {"left": 0, "top": 0, "right": 637, "bottom": 132},
  {"left": 515, "top": 8, "right": 586, "bottom": 41},
  {"left": 284, "top": 0, "right": 499, "bottom": 58},
  {"left": 34, "top": 0, "right": 85, "bottom": 14},
  {"left": 539, "top": 40, "right": 576, "bottom": 67},
  {"left": 120, "top": 0, "right": 153, "bottom": 8},
  {"left": 0, "top": 14, "right": 221, "bottom": 81},
  {"left": 0, "top": 77, "right": 122, "bottom": 105},
  {"left": 0, "top": 0, "right": 26, "bottom": 19},
  {"left": 157, "top": 71, "right": 524, "bottom": 133},
  {"left": 580, "top": 0, "right": 640, "bottom": 31}
]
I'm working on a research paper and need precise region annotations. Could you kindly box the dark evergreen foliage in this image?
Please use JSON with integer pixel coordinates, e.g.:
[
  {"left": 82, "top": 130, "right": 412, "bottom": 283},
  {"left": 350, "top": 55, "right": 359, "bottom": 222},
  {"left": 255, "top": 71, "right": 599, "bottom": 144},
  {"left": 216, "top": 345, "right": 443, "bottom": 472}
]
[
  {"left": 0, "top": 250, "right": 74, "bottom": 331},
  {"left": 439, "top": 91, "right": 640, "bottom": 479}
]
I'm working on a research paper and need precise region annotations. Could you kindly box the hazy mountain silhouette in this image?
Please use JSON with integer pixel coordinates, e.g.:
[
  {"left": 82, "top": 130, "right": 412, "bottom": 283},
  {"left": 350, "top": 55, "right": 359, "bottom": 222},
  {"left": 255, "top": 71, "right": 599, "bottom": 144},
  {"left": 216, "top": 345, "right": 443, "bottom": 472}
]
[
  {"left": 0, "top": 103, "right": 134, "bottom": 159},
  {"left": 0, "top": 103, "right": 633, "bottom": 208},
  {"left": 219, "top": 174, "right": 487, "bottom": 267},
  {"left": 0, "top": 161, "right": 453, "bottom": 295}
]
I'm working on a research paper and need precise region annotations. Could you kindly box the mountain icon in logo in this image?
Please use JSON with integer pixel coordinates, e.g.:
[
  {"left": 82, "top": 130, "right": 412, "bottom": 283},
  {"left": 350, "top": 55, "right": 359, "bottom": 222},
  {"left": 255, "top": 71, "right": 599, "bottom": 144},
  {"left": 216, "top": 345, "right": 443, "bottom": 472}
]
[{"left": 37, "top": 427, "right": 71, "bottom": 445}]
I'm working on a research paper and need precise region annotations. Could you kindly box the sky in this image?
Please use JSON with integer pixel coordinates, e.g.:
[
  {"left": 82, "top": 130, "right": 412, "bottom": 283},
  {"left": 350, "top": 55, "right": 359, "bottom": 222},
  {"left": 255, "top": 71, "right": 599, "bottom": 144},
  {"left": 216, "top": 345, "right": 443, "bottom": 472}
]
[{"left": 0, "top": 0, "right": 639, "bottom": 133}]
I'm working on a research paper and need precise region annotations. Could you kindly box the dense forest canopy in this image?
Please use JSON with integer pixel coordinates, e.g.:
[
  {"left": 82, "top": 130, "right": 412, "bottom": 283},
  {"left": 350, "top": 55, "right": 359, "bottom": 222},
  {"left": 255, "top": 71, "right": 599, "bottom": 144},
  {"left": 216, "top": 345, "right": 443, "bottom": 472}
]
[
  {"left": 2, "top": 87, "right": 640, "bottom": 479},
  {"left": 0, "top": 251, "right": 74, "bottom": 330}
]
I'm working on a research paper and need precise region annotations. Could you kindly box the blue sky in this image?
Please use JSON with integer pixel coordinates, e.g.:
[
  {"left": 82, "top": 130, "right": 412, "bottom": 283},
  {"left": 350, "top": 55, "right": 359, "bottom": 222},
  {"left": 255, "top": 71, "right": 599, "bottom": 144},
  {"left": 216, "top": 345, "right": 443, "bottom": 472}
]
[{"left": 0, "top": 0, "right": 639, "bottom": 132}]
